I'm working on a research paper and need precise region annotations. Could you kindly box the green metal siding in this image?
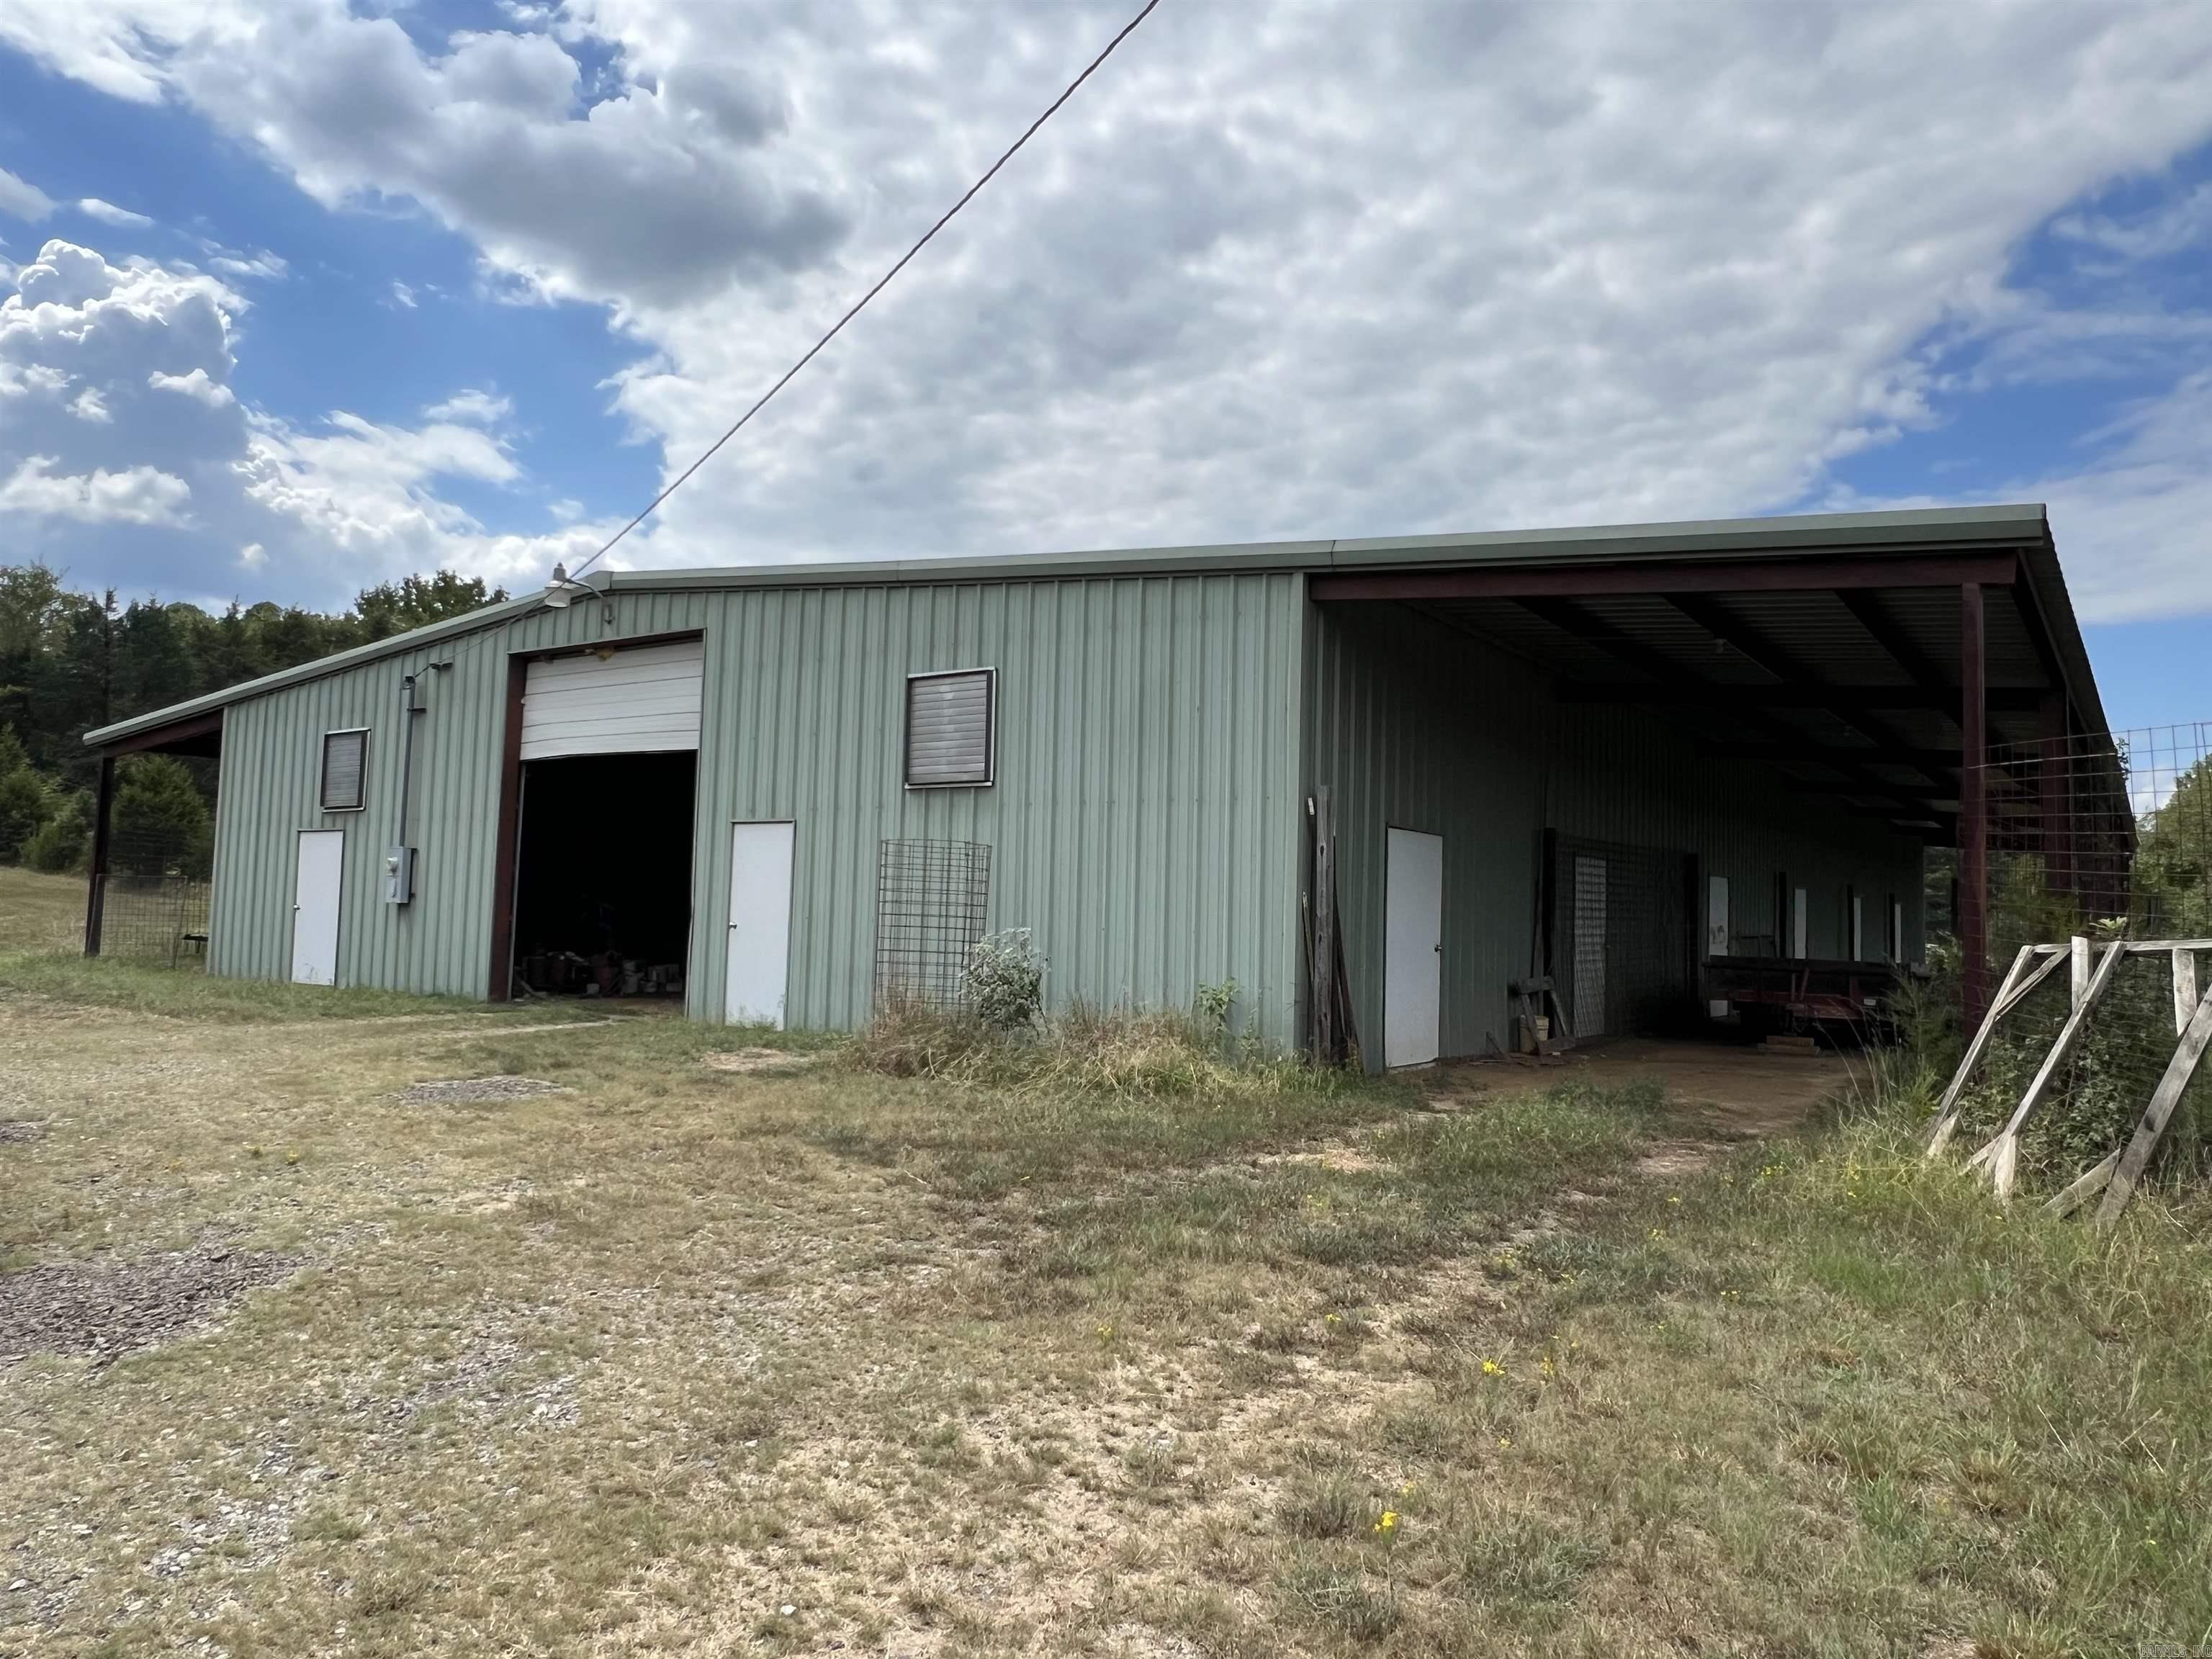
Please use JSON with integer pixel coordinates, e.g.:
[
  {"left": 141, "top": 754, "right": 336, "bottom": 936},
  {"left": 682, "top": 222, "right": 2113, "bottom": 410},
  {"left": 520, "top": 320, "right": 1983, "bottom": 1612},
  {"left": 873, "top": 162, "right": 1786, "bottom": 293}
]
[
  {"left": 1305, "top": 601, "right": 1926, "bottom": 1068},
  {"left": 208, "top": 575, "right": 1308, "bottom": 1044}
]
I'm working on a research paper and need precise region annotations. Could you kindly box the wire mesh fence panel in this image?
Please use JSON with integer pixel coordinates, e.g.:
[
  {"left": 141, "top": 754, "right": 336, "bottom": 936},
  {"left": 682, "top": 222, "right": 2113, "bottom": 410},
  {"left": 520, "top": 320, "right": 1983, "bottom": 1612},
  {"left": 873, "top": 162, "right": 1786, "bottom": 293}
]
[
  {"left": 1951, "top": 723, "right": 2212, "bottom": 1189},
  {"left": 92, "top": 752, "right": 218, "bottom": 969},
  {"left": 1949, "top": 946, "right": 2212, "bottom": 1187},
  {"left": 1980, "top": 721, "right": 2212, "bottom": 950},
  {"left": 94, "top": 875, "right": 212, "bottom": 966},
  {"left": 873, "top": 838, "right": 992, "bottom": 1013},
  {"left": 1550, "top": 836, "right": 1694, "bottom": 1040}
]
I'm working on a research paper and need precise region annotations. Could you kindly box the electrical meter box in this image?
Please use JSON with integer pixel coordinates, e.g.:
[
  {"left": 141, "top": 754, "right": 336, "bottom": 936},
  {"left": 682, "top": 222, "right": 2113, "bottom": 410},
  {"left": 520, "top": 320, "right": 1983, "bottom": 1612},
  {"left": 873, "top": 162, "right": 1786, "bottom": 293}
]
[{"left": 384, "top": 845, "right": 415, "bottom": 905}]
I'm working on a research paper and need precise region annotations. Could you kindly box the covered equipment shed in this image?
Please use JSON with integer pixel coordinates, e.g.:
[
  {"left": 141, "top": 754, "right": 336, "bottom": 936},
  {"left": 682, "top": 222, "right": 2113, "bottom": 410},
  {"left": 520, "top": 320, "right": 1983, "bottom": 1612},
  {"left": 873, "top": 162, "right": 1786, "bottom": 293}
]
[{"left": 83, "top": 503, "right": 2107, "bottom": 1068}]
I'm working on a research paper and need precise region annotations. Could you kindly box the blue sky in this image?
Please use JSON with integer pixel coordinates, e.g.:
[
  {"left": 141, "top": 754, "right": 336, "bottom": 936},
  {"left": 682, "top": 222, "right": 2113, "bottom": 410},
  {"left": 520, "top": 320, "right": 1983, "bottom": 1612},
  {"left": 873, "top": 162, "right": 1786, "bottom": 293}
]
[{"left": 0, "top": 0, "right": 2207, "bottom": 734}]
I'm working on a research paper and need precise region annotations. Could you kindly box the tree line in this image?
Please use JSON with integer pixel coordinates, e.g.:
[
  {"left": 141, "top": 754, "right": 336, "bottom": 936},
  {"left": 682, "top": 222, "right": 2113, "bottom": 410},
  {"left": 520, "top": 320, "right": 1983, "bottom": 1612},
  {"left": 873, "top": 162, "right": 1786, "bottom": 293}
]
[{"left": 0, "top": 566, "right": 504, "bottom": 877}]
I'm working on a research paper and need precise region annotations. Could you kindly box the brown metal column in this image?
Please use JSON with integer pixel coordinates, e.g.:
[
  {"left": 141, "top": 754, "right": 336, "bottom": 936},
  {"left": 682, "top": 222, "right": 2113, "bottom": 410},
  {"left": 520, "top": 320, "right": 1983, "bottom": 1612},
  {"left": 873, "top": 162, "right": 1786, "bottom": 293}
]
[
  {"left": 1959, "top": 584, "right": 1989, "bottom": 1028},
  {"left": 85, "top": 753, "right": 116, "bottom": 956}
]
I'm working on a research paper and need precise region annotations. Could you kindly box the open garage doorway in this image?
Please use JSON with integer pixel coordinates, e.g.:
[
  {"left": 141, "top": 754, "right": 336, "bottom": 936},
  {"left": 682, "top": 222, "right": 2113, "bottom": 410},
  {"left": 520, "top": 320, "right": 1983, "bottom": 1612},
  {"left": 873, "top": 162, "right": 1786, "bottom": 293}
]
[
  {"left": 500, "top": 636, "right": 706, "bottom": 1005},
  {"left": 509, "top": 750, "right": 697, "bottom": 1002}
]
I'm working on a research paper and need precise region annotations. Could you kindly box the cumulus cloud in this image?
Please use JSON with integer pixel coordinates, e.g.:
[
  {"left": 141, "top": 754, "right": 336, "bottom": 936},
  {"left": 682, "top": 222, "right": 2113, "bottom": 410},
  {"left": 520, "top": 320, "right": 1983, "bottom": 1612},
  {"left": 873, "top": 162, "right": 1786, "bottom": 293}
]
[
  {"left": 0, "top": 164, "right": 53, "bottom": 221},
  {"left": 3, "top": 1, "right": 2212, "bottom": 619},
  {"left": 0, "top": 455, "right": 190, "bottom": 523},
  {"left": 423, "top": 388, "right": 512, "bottom": 426},
  {"left": 0, "top": 235, "right": 599, "bottom": 595},
  {"left": 0, "top": 0, "right": 847, "bottom": 307},
  {"left": 149, "top": 367, "right": 236, "bottom": 408}
]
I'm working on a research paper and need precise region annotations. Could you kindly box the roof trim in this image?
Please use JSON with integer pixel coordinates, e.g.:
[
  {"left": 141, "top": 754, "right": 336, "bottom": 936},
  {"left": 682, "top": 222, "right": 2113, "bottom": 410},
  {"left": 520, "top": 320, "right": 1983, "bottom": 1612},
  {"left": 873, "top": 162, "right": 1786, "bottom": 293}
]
[{"left": 84, "top": 503, "right": 2069, "bottom": 750}]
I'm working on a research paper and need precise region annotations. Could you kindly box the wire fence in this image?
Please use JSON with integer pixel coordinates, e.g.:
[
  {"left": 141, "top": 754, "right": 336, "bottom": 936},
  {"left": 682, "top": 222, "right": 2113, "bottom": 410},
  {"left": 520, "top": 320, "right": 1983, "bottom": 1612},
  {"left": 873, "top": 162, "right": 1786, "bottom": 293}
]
[
  {"left": 93, "top": 757, "right": 218, "bottom": 970},
  {"left": 1942, "top": 723, "right": 2212, "bottom": 1189},
  {"left": 94, "top": 873, "right": 212, "bottom": 966},
  {"left": 1975, "top": 721, "right": 2211, "bottom": 946},
  {"left": 873, "top": 838, "right": 992, "bottom": 1013}
]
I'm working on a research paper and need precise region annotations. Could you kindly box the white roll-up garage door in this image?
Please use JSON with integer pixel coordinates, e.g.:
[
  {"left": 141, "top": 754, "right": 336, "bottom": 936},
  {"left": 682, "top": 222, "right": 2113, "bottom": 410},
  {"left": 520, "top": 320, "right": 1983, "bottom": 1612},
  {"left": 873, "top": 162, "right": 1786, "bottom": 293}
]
[{"left": 521, "top": 638, "right": 704, "bottom": 760}]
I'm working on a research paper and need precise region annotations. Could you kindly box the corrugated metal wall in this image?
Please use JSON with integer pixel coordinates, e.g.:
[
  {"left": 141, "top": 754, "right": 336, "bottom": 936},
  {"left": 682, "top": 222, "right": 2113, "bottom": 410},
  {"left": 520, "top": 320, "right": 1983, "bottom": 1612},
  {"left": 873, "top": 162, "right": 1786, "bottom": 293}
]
[
  {"left": 1305, "top": 601, "right": 1927, "bottom": 1067},
  {"left": 207, "top": 574, "right": 1308, "bottom": 1043}
]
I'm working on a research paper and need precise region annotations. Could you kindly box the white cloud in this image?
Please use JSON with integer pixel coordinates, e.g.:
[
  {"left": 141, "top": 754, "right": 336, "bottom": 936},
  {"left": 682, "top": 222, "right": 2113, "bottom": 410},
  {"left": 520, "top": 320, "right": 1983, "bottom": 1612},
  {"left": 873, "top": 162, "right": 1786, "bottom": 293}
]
[
  {"left": 0, "top": 0, "right": 845, "bottom": 307},
  {"left": 209, "top": 249, "right": 287, "bottom": 280},
  {"left": 149, "top": 367, "right": 237, "bottom": 408},
  {"left": 0, "top": 455, "right": 190, "bottom": 523},
  {"left": 390, "top": 279, "right": 416, "bottom": 308},
  {"left": 423, "top": 388, "right": 512, "bottom": 426},
  {"left": 0, "top": 233, "right": 594, "bottom": 596},
  {"left": 2, "top": 1, "right": 2212, "bottom": 621},
  {"left": 0, "top": 165, "right": 53, "bottom": 222},
  {"left": 76, "top": 197, "right": 153, "bottom": 228},
  {"left": 2037, "top": 372, "right": 2212, "bottom": 621}
]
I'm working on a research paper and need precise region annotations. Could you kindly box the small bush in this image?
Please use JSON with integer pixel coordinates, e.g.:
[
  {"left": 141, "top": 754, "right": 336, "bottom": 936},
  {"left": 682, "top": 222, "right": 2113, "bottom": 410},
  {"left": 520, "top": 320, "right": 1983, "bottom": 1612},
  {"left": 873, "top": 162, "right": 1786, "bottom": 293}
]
[
  {"left": 0, "top": 763, "right": 51, "bottom": 864},
  {"left": 24, "top": 789, "right": 93, "bottom": 873},
  {"left": 842, "top": 997, "right": 1336, "bottom": 1103},
  {"left": 842, "top": 994, "right": 994, "bottom": 1077},
  {"left": 964, "top": 928, "right": 1044, "bottom": 1030}
]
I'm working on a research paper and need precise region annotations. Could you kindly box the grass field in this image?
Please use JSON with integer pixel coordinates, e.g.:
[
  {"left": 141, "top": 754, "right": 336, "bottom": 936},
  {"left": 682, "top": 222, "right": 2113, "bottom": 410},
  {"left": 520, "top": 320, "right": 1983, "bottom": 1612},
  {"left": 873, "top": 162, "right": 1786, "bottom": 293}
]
[
  {"left": 0, "top": 866, "right": 86, "bottom": 954},
  {"left": 3, "top": 925, "right": 2210, "bottom": 1655}
]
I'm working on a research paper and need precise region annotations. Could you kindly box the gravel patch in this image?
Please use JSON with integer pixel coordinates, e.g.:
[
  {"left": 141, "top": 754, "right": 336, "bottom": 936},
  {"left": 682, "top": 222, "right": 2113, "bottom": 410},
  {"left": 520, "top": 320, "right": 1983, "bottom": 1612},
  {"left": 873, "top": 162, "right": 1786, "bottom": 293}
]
[
  {"left": 0, "top": 1244, "right": 302, "bottom": 1364},
  {"left": 390, "top": 1075, "right": 568, "bottom": 1105},
  {"left": 0, "top": 1119, "right": 46, "bottom": 1144}
]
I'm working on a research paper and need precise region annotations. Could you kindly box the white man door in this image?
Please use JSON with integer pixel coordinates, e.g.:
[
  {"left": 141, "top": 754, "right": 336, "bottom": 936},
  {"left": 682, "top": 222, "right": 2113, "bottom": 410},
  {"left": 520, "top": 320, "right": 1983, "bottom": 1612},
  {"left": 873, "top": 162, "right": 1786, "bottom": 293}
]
[
  {"left": 291, "top": 830, "right": 343, "bottom": 986},
  {"left": 1384, "top": 827, "right": 1443, "bottom": 1068},
  {"left": 725, "top": 821, "right": 795, "bottom": 1028}
]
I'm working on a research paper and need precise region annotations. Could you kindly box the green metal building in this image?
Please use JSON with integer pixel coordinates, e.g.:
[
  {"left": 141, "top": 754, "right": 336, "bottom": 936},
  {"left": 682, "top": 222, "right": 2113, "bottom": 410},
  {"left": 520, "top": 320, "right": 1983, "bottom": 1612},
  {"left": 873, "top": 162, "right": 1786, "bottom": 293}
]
[{"left": 84, "top": 505, "right": 2109, "bottom": 1067}]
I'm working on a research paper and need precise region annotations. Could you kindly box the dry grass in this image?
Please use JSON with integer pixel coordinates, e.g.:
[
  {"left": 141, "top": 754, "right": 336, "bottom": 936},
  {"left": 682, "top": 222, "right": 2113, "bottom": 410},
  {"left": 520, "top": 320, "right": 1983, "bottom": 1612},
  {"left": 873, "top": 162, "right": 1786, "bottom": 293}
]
[
  {"left": 3, "top": 938, "right": 2210, "bottom": 1656},
  {"left": 0, "top": 866, "right": 86, "bottom": 954}
]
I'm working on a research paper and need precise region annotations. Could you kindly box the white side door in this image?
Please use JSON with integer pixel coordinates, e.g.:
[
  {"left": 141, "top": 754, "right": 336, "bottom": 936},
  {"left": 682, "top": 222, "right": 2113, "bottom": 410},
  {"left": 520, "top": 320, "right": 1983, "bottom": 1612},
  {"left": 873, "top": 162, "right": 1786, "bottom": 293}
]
[
  {"left": 725, "top": 821, "right": 795, "bottom": 1028},
  {"left": 291, "top": 830, "right": 344, "bottom": 986},
  {"left": 1383, "top": 827, "right": 1443, "bottom": 1068}
]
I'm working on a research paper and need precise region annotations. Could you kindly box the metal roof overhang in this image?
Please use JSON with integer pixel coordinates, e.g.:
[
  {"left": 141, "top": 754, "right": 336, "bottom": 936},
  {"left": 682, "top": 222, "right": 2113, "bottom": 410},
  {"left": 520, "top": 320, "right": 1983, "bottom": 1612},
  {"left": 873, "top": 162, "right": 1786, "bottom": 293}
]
[
  {"left": 1306, "top": 518, "right": 2105, "bottom": 848},
  {"left": 82, "top": 505, "right": 2104, "bottom": 800},
  {"left": 85, "top": 706, "right": 224, "bottom": 760}
]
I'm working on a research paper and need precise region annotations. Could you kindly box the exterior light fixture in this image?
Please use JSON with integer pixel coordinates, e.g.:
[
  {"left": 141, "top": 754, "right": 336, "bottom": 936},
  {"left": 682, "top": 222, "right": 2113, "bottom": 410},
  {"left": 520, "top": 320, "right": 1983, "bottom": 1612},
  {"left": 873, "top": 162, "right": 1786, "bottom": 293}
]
[{"left": 541, "top": 562, "right": 597, "bottom": 610}]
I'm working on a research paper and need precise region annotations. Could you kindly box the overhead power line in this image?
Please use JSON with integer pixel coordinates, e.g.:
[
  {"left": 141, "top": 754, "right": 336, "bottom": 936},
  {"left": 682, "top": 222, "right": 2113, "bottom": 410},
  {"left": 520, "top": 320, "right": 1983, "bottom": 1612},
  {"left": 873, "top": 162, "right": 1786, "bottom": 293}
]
[{"left": 568, "top": 0, "right": 1163, "bottom": 580}]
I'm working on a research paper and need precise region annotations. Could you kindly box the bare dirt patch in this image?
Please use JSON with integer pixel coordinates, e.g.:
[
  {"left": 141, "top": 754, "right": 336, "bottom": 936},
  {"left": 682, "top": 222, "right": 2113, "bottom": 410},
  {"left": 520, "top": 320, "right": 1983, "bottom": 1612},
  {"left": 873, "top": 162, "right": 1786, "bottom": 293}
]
[
  {"left": 1634, "top": 1141, "right": 1730, "bottom": 1179},
  {"left": 0, "top": 1243, "right": 301, "bottom": 1364},
  {"left": 1457, "top": 1037, "right": 1848, "bottom": 1137},
  {"left": 701, "top": 1047, "right": 821, "bottom": 1075},
  {"left": 390, "top": 1074, "right": 568, "bottom": 1105}
]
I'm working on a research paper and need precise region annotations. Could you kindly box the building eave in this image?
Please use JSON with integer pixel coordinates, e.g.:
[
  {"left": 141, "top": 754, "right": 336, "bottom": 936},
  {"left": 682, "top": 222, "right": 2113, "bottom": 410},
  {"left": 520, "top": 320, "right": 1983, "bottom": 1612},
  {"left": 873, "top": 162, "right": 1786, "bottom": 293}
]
[{"left": 84, "top": 503, "right": 2084, "bottom": 750}]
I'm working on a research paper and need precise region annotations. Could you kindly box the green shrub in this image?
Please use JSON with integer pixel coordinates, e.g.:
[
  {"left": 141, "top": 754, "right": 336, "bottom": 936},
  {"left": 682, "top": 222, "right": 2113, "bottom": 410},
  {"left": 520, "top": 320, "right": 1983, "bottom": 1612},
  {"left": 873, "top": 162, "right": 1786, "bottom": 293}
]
[
  {"left": 112, "top": 755, "right": 211, "bottom": 880},
  {"left": 22, "top": 790, "right": 92, "bottom": 873},
  {"left": 1947, "top": 952, "right": 2212, "bottom": 1184},
  {"left": 0, "top": 761, "right": 52, "bottom": 863},
  {"left": 963, "top": 928, "right": 1044, "bottom": 1031}
]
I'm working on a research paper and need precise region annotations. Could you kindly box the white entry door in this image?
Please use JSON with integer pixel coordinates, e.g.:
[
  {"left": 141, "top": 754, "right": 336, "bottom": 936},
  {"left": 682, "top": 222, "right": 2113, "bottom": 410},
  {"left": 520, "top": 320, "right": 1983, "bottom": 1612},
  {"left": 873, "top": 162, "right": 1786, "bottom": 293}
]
[
  {"left": 291, "top": 830, "right": 344, "bottom": 986},
  {"left": 1384, "top": 827, "right": 1443, "bottom": 1067},
  {"left": 725, "top": 821, "right": 795, "bottom": 1027}
]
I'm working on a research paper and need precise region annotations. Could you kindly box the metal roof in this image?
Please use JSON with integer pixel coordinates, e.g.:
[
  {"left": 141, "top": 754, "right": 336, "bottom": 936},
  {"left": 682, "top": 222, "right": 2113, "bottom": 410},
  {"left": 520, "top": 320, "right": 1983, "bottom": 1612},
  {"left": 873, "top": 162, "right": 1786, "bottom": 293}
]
[{"left": 86, "top": 502, "right": 2091, "bottom": 750}]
